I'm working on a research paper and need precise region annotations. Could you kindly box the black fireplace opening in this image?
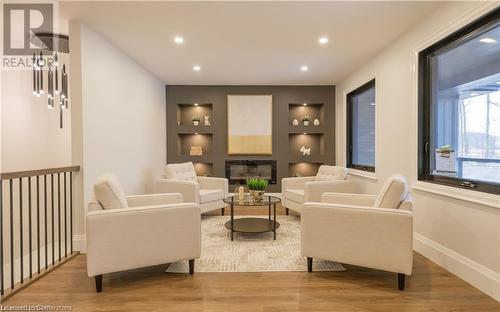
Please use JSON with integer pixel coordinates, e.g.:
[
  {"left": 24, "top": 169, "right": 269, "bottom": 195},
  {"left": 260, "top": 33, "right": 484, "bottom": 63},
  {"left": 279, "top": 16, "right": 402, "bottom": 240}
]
[{"left": 225, "top": 160, "right": 277, "bottom": 185}]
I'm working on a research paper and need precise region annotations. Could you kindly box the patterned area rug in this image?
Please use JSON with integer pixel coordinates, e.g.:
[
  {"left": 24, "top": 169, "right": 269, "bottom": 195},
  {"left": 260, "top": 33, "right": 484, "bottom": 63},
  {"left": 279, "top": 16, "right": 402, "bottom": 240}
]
[{"left": 166, "top": 215, "right": 345, "bottom": 273}]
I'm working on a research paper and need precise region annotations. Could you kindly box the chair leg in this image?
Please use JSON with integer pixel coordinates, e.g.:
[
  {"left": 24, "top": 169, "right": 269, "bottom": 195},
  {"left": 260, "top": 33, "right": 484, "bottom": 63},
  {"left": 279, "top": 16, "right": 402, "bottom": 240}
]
[
  {"left": 398, "top": 273, "right": 405, "bottom": 291},
  {"left": 95, "top": 275, "right": 103, "bottom": 293},
  {"left": 307, "top": 257, "right": 313, "bottom": 272},
  {"left": 285, "top": 208, "right": 289, "bottom": 215},
  {"left": 221, "top": 208, "right": 225, "bottom": 216},
  {"left": 189, "top": 259, "right": 195, "bottom": 274}
]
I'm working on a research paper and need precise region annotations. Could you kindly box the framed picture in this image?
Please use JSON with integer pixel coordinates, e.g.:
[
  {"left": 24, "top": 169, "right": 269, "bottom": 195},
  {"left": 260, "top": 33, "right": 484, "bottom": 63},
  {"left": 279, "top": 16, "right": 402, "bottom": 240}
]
[{"left": 227, "top": 95, "right": 272, "bottom": 155}]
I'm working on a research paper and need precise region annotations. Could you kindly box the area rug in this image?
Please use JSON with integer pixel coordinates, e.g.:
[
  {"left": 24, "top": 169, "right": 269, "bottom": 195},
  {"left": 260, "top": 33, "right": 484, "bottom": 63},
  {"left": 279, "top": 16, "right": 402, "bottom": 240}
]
[{"left": 166, "top": 215, "right": 345, "bottom": 273}]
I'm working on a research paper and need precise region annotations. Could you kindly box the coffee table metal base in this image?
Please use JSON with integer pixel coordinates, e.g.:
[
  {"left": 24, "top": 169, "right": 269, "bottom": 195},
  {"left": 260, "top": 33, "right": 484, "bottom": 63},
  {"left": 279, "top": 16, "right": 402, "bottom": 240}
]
[{"left": 224, "top": 218, "right": 280, "bottom": 234}]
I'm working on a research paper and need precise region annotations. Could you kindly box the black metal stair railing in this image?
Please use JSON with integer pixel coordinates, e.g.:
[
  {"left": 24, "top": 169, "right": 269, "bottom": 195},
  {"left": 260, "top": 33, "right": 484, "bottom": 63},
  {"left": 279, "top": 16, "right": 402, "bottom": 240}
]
[{"left": 0, "top": 166, "right": 80, "bottom": 299}]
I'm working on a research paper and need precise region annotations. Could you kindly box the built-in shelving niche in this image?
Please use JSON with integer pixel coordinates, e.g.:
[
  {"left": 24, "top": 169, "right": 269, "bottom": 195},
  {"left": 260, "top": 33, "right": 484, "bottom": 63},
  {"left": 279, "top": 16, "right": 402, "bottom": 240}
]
[
  {"left": 193, "top": 162, "right": 213, "bottom": 176},
  {"left": 288, "top": 163, "right": 323, "bottom": 177},
  {"left": 177, "top": 134, "right": 213, "bottom": 156},
  {"left": 288, "top": 103, "right": 324, "bottom": 126},
  {"left": 177, "top": 103, "right": 213, "bottom": 127},
  {"left": 288, "top": 133, "right": 324, "bottom": 158}
]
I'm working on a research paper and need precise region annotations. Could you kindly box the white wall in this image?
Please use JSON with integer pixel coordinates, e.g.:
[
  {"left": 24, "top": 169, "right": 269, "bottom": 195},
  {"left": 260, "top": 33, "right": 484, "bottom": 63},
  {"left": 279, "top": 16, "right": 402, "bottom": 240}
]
[
  {"left": 335, "top": 2, "right": 499, "bottom": 301},
  {"left": 69, "top": 22, "right": 166, "bottom": 243}
]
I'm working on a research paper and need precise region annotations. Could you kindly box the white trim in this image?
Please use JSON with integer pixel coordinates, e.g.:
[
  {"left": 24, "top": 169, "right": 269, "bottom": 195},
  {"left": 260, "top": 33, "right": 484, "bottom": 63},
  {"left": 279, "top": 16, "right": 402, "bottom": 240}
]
[
  {"left": 414, "top": 232, "right": 500, "bottom": 302},
  {"left": 73, "top": 234, "right": 87, "bottom": 253},
  {"left": 412, "top": 181, "right": 500, "bottom": 209},
  {"left": 347, "top": 168, "right": 377, "bottom": 181}
]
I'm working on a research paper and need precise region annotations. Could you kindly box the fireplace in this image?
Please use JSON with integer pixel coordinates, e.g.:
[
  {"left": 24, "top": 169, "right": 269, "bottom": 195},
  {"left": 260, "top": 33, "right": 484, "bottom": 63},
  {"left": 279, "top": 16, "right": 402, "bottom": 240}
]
[{"left": 225, "top": 160, "right": 277, "bottom": 185}]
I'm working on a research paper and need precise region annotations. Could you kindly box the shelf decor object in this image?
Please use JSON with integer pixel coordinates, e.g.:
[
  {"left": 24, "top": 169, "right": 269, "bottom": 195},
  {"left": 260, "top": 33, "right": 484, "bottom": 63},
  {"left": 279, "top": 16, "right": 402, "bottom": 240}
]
[
  {"left": 246, "top": 178, "right": 268, "bottom": 202},
  {"left": 190, "top": 145, "right": 203, "bottom": 156},
  {"left": 192, "top": 116, "right": 201, "bottom": 126},
  {"left": 30, "top": 32, "right": 70, "bottom": 129},
  {"left": 302, "top": 116, "right": 311, "bottom": 126},
  {"left": 292, "top": 119, "right": 299, "bottom": 126},
  {"left": 300, "top": 146, "right": 311, "bottom": 156},
  {"left": 227, "top": 95, "right": 273, "bottom": 155},
  {"left": 204, "top": 116, "right": 211, "bottom": 126},
  {"left": 314, "top": 119, "right": 320, "bottom": 126}
]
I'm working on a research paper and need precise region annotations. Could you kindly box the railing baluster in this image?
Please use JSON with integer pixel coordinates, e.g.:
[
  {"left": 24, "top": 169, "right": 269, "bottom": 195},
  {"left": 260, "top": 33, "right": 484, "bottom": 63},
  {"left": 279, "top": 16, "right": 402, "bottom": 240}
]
[
  {"left": 64, "top": 172, "right": 67, "bottom": 258},
  {"left": 51, "top": 174, "right": 54, "bottom": 265},
  {"left": 44, "top": 175, "right": 48, "bottom": 270},
  {"left": 28, "top": 177, "right": 32, "bottom": 279},
  {"left": 19, "top": 178, "right": 23, "bottom": 283},
  {"left": 37, "top": 176, "right": 40, "bottom": 274},
  {"left": 58, "top": 173, "right": 61, "bottom": 262},
  {"left": 1, "top": 180, "right": 4, "bottom": 295},
  {"left": 9, "top": 179, "right": 14, "bottom": 290},
  {"left": 70, "top": 172, "right": 73, "bottom": 253}
]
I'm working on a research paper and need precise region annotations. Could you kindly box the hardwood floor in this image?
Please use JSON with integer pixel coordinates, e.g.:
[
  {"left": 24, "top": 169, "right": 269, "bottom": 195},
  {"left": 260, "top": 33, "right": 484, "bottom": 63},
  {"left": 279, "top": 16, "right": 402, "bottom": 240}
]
[{"left": 3, "top": 208, "right": 499, "bottom": 311}]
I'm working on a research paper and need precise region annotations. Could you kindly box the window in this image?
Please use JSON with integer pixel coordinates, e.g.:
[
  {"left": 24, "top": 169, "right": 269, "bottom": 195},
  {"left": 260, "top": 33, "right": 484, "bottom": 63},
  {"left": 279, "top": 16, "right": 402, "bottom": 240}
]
[
  {"left": 347, "top": 79, "right": 376, "bottom": 172},
  {"left": 418, "top": 8, "right": 500, "bottom": 194}
]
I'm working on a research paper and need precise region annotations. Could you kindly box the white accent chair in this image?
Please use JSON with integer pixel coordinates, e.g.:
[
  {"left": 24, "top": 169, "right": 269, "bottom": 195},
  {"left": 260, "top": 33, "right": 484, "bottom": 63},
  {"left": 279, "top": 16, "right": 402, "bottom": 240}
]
[
  {"left": 86, "top": 173, "right": 201, "bottom": 292},
  {"left": 301, "top": 174, "right": 413, "bottom": 290},
  {"left": 156, "top": 162, "right": 228, "bottom": 215},
  {"left": 281, "top": 165, "right": 356, "bottom": 214}
]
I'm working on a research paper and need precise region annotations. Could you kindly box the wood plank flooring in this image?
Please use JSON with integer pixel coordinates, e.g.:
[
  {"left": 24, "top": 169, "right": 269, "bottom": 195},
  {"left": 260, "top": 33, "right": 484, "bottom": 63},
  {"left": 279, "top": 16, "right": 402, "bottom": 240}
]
[{"left": 3, "top": 207, "right": 499, "bottom": 311}]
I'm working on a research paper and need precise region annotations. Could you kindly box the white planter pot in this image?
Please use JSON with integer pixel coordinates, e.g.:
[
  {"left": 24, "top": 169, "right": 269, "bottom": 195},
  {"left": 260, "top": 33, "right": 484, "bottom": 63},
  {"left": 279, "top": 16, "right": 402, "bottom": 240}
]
[
  {"left": 303, "top": 121, "right": 309, "bottom": 126},
  {"left": 193, "top": 121, "right": 199, "bottom": 126}
]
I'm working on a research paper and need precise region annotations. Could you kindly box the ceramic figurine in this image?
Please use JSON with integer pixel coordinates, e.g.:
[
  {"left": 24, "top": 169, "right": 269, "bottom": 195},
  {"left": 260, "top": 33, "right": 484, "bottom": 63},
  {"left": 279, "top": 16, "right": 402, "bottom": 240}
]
[
  {"left": 300, "top": 146, "right": 311, "bottom": 156},
  {"left": 313, "top": 119, "right": 320, "bottom": 126},
  {"left": 292, "top": 119, "right": 299, "bottom": 126},
  {"left": 204, "top": 116, "right": 211, "bottom": 126}
]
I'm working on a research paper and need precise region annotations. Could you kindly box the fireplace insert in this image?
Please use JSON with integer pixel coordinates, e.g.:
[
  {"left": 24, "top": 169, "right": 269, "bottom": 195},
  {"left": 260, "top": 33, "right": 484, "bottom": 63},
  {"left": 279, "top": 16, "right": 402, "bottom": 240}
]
[{"left": 225, "top": 160, "right": 277, "bottom": 185}]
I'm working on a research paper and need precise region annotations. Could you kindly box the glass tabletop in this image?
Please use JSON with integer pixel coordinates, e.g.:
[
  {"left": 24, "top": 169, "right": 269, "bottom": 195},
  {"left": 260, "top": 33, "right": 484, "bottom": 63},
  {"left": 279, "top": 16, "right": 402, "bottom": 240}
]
[{"left": 223, "top": 194, "right": 281, "bottom": 206}]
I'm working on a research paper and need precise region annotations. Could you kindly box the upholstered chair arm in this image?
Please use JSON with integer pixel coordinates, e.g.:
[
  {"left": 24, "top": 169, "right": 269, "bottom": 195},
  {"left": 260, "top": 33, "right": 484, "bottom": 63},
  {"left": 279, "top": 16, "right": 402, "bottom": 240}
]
[
  {"left": 321, "top": 192, "right": 378, "bottom": 207},
  {"left": 281, "top": 176, "right": 315, "bottom": 192},
  {"left": 304, "top": 180, "right": 362, "bottom": 202},
  {"left": 301, "top": 203, "right": 413, "bottom": 275},
  {"left": 155, "top": 179, "right": 200, "bottom": 204},
  {"left": 126, "top": 193, "right": 184, "bottom": 207},
  {"left": 88, "top": 201, "right": 103, "bottom": 211},
  {"left": 197, "top": 176, "right": 228, "bottom": 196},
  {"left": 86, "top": 203, "right": 201, "bottom": 277}
]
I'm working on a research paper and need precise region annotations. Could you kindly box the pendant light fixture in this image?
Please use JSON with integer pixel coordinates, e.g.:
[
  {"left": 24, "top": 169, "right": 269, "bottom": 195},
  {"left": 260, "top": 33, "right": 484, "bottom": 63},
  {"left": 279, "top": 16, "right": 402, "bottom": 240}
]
[{"left": 30, "top": 33, "right": 69, "bottom": 128}]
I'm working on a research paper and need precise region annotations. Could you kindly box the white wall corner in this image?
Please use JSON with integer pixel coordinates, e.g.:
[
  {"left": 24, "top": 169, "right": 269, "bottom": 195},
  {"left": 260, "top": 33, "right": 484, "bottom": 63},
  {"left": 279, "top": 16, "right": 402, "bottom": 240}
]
[{"left": 414, "top": 232, "right": 500, "bottom": 302}]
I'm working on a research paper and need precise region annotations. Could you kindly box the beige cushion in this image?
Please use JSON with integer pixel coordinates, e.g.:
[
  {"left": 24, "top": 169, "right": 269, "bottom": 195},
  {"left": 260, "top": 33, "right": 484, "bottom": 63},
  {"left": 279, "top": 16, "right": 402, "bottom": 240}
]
[
  {"left": 93, "top": 174, "right": 128, "bottom": 209},
  {"left": 286, "top": 189, "right": 305, "bottom": 203},
  {"left": 374, "top": 175, "right": 409, "bottom": 209},
  {"left": 199, "top": 189, "right": 224, "bottom": 203},
  {"left": 164, "top": 162, "right": 197, "bottom": 182},
  {"left": 315, "top": 165, "right": 347, "bottom": 181}
]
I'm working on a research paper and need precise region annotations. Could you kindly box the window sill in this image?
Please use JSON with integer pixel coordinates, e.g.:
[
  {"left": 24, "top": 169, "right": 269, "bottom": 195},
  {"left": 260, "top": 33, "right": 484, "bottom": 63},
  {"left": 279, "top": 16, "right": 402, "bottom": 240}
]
[
  {"left": 412, "top": 181, "right": 500, "bottom": 209},
  {"left": 347, "top": 169, "right": 377, "bottom": 181}
]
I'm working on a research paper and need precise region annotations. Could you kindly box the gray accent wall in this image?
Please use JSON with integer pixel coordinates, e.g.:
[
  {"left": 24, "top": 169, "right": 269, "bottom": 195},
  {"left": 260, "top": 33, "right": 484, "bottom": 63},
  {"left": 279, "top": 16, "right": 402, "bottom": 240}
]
[{"left": 166, "top": 85, "right": 335, "bottom": 192}]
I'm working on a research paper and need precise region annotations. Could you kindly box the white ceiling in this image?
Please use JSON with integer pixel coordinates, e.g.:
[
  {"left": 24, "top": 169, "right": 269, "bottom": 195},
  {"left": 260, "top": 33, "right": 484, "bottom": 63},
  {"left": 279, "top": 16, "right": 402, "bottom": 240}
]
[{"left": 60, "top": 1, "right": 447, "bottom": 85}]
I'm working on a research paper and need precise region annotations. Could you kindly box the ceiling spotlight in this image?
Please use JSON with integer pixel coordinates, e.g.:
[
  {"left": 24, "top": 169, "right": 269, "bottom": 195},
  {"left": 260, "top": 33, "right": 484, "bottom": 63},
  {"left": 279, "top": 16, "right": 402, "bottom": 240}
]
[
  {"left": 479, "top": 37, "right": 496, "bottom": 43},
  {"left": 319, "top": 37, "right": 329, "bottom": 45},
  {"left": 194, "top": 103, "right": 199, "bottom": 106},
  {"left": 303, "top": 133, "right": 307, "bottom": 135},
  {"left": 174, "top": 36, "right": 184, "bottom": 44},
  {"left": 300, "top": 66, "right": 308, "bottom": 72},
  {"left": 303, "top": 103, "right": 307, "bottom": 106},
  {"left": 193, "top": 65, "right": 201, "bottom": 71}
]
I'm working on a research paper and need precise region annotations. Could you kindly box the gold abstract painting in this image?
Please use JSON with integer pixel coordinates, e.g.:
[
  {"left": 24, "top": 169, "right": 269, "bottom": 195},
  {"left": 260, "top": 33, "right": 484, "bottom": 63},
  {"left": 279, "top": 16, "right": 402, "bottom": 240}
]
[{"left": 227, "top": 95, "right": 273, "bottom": 155}]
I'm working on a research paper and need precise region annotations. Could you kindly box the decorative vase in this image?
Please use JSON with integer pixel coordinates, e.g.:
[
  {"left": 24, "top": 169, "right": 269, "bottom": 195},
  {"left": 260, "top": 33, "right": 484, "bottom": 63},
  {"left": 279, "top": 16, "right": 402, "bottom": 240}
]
[
  {"left": 303, "top": 120, "right": 309, "bottom": 126},
  {"left": 234, "top": 186, "right": 248, "bottom": 201},
  {"left": 313, "top": 119, "right": 320, "bottom": 126},
  {"left": 204, "top": 116, "right": 211, "bottom": 126},
  {"left": 249, "top": 190, "right": 265, "bottom": 202},
  {"left": 292, "top": 119, "right": 299, "bottom": 126},
  {"left": 193, "top": 121, "right": 199, "bottom": 126}
]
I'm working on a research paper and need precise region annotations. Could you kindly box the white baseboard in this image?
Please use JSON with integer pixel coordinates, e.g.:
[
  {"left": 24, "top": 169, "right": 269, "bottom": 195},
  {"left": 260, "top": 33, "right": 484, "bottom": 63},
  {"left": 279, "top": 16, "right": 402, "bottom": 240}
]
[
  {"left": 414, "top": 232, "right": 500, "bottom": 302},
  {"left": 73, "top": 235, "right": 87, "bottom": 254}
]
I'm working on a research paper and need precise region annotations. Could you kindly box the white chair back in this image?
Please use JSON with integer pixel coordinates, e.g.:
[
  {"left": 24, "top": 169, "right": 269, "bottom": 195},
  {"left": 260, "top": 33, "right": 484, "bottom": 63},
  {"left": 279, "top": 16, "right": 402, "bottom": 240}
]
[
  {"left": 93, "top": 173, "right": 128, "bottom": 209},
  {"left": 373, "top": 174, "right": 409, "bottom": 209},
  {"left": 164, "top": 162, "right": 198, "bottom": 182},
  {"left": 315, "top": 165, "right": 347, "bottom": 181}
]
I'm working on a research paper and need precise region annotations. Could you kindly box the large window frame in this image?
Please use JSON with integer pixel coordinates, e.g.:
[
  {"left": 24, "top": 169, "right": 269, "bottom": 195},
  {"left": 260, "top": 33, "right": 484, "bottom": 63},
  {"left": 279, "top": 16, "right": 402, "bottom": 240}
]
[
  {"left": 418, "top": 8, "right": 500, "bottom": 195},
  {"left": 346, "top": 79, "right": 376, "bottom": 173}
]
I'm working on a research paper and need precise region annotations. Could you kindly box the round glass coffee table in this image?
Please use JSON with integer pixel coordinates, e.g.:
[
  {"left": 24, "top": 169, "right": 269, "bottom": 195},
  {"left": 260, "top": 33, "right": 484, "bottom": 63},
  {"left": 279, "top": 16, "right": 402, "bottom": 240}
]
[{"left": 223, "top": 195, "right": 281, "bottom": 241}]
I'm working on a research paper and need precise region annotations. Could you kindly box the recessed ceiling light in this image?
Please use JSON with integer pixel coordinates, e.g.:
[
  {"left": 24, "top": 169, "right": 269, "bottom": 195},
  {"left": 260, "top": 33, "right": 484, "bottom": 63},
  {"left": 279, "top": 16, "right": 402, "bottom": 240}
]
[
  {"left": 194, "top": 103, "right": 199, "bottom": 106},
  {"left": 174, "top": 36, "right": 184, "bottom": 44},
  {"left": 300, "top": 66, "right": 308, "bottom": 72},
  {"left": 193, "top": 65, "right": 201, "bottom": 71},
  {"left": 303, "top": 103, "right": 307, "bottom": 106},
  {"left": 479, "top": 37, "right": 496, "bottom": 43},
  {"left": 319, "top": 37, "right": 328, "bottom": 45},
  {"left": 303, "top": 133, "right": 307, "bottom": 135}
]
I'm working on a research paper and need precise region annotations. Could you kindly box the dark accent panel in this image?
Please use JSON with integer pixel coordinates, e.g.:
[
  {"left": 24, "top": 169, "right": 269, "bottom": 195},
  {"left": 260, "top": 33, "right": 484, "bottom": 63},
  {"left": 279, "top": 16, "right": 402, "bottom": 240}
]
[{"left": 166, "top": 85, "right": 335, "bottom": 192}]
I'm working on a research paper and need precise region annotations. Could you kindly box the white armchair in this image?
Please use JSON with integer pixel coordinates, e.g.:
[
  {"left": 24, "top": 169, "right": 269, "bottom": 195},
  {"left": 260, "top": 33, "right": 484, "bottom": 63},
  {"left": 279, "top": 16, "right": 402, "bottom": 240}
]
[
  {"left": 301, "top": 174, "right": 413, "bottom": 290},
  {"left": 156, "top": 162, "right": 228, "bottom": 214},
  {"left": 282, "top": 165, "right": 357, "bottom": 214},
  {"left": 86, "top": 174, "right": 201, "bottom": 292}
]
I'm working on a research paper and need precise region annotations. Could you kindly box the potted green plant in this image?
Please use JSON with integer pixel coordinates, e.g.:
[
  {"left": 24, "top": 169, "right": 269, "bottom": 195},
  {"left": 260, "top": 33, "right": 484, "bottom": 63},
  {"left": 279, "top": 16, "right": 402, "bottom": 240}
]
[
  {"left": 246, "top": 177, "right": 268, "bottom": 202},
  {"left": 192, "top": 115, "right": 201, "bottom": 126},
  {"left": 302, "top": 116, "right": 311, "bottom": 126}
]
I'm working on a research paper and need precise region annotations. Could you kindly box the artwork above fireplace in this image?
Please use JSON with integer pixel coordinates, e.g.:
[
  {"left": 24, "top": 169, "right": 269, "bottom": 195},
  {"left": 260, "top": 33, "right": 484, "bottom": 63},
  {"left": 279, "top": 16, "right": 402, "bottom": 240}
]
[{"left": 225, "top": 160, "right": 277, "bottom": 185}]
